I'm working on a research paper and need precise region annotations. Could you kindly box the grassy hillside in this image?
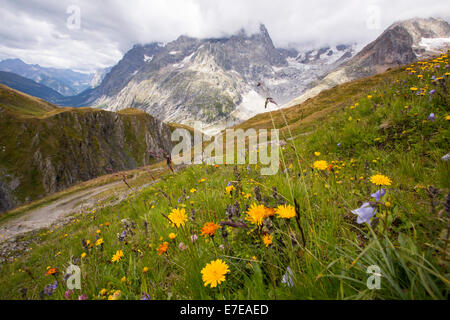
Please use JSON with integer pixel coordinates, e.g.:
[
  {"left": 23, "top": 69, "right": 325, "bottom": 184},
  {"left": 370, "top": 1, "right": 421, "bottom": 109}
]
[
  {"left": 0, "top": 53, "right": 448, "bottom": 300},
  {"left": 0, "top": 84, "right": 58, "bottom": 117},
  {"left": 236, "top": 66, "right": 408, "bottom": 137},
  {"left": 0, "top": 85, "right": 173, "bottom": 212}
]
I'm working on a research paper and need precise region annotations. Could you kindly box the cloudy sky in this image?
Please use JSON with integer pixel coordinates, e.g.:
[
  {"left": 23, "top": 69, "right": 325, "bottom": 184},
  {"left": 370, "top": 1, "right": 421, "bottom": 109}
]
[{"left": 0, "top": 0, "right": 449, "bottom": 73}]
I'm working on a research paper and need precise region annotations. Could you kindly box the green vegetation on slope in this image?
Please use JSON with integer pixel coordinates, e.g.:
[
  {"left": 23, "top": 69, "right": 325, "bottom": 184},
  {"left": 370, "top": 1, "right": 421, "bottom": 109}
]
[
  {"left": 0, "top": 84, "right": 58, "bottom": 117},
  {"left": 236, "top": 66, "right": 407, "bottom": 137},
  {"left": 0, "top": 85, "right": 172, "bottom": 212},
  {"left": 0, "top": 53, "right": 449, "bottom": 300}
]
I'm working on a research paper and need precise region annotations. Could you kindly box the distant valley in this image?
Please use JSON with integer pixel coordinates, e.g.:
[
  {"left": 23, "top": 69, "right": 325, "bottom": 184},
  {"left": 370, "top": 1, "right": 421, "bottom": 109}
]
[{"left": 0, "top": 58, "right": 110, "bottom": 96}]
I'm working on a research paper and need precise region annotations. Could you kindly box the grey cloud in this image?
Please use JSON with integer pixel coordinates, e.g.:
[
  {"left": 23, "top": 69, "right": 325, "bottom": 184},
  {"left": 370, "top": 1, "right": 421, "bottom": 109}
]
[{"left": 0, "top": 0, "right": 449, "bottom": 72}]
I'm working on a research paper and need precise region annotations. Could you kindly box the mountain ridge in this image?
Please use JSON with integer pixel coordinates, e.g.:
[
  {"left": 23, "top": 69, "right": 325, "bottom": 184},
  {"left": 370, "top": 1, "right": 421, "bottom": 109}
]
[
  {"left": 0, "top": 71, "right": 64, "bottom": 104},
  {"left": 58, "top": 24, "right": 359, "bottom": 134},
  {"left": 0, "top": 84, "right": 173, "bottom": 212},
  {"left": 285, "top": 17, "right": 450, "bottom": 107}
]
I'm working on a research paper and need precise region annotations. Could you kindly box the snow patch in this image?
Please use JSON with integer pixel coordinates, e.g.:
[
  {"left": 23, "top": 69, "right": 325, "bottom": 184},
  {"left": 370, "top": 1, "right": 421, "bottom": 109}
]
[
  {"left": 272, "top": 65, "right": 284, "bottom": 73},
  {"left": 182, "top": 52, "right": 195, "bottom": 63},
  {"left": 144, "top": 55, "right": 153, "bottom": 62},
  {"left": 418, "top": 37, "right": 450, "bottom": 51},
  {"left": 232, "top": 90, "right": 278, "bottom": 121}
]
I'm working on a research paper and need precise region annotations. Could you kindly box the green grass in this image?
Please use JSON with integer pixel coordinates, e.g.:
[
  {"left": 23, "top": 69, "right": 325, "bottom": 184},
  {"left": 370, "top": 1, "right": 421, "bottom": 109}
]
[
  {"left": 0, "top": 84, "right": 168, "bottom": 209},
  {"left": 0, "top": 53, "right": 449, "bottom": 300},
  {"left": 0, "top": 84, "right": 57, "bottom": 117}
]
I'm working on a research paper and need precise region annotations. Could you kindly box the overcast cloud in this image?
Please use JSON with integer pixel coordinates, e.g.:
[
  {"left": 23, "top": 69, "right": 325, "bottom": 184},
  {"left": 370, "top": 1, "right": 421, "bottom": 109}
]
[{"left": 0, "top": 0, "right": 449, "bottom": 73}]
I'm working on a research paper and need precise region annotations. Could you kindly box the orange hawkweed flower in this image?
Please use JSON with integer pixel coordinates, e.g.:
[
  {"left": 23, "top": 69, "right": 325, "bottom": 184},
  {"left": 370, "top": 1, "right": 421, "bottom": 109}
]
[
  {"left": 265, "top": 207, "right": 276, "bottom": 217},
  {"left": 45, "top": 268, "right": 58, "bottom": 276},
  {"left": 157, "top": 242, "right": 169, "bottom": 255},
  {"left": 201, "top": 222, "right": 221, "bottom": 237}
]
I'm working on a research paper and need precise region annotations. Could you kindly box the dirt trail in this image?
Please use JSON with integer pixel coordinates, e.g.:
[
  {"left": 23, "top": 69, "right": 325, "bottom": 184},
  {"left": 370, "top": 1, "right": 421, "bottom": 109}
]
[{"left": 0, "top": 180, "right": 125, "bottom": 242}]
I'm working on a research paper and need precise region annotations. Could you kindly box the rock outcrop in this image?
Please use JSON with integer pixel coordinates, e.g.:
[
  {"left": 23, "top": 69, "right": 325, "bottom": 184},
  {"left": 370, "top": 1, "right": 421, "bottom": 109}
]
[
  {"left": 286, "top": 17, "right": 450, "bottom": 107},
  {"left": 0, "top": 85, "right": 173, "bottom": 212},
  {"left": 59, "top": 25, "right": 359, "bottom": 134}
]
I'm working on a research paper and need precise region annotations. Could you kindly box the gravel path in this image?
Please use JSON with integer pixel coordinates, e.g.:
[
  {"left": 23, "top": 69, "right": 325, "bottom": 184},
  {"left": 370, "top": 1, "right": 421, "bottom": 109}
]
[{"left": 0, "top": 180, "right": 124, "bottom": 242}]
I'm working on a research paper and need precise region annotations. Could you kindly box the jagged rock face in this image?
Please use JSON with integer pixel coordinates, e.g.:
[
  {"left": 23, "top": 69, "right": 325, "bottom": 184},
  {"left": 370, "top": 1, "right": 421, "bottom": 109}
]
[
  {"left": 61, "top": 25, "right": 358, "bottom": 133},
  {"left": 98, "top": 42, "right": 167, "bottom": 98},
  {"left": 345, "top": 17, "right": 450, "bottom": 77},
  {"left": 286, "top": 17, "right": 450, "bottom": 108},
  {"left": 0, "top": 107, "right": 173, "bottom": 212}
]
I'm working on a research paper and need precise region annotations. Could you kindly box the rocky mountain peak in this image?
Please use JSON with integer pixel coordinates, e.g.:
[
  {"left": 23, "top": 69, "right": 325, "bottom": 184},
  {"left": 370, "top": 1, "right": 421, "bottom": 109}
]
[
  {"left": 285, "top": 17, "right": 450, "bottom": 109},
  {"left": 344, "top": 17, "right": 450, "bottom": 76},
  {"left": 255, "top": 23, "right": 272, "bottom": 43},
  {"left": 389, "top": 17, "right": 450, "bottom": 43}
]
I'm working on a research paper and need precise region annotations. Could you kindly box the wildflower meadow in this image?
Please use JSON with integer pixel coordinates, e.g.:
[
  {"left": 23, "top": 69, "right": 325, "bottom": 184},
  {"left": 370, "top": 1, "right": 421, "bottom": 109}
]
[{"left": 0, "top": 52, "right": 449, "bottom": 301}]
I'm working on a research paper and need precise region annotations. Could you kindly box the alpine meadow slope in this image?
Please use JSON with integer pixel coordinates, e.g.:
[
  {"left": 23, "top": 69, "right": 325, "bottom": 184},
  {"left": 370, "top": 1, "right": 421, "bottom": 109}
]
[{"left": 0, "top": 51, "right": 448, "bottom": 300}]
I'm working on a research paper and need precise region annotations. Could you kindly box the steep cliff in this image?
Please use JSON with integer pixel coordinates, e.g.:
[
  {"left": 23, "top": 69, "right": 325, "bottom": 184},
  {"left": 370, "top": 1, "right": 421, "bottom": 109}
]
[{"left": 0, "top": 84, "right": 173, "bottom": 212}]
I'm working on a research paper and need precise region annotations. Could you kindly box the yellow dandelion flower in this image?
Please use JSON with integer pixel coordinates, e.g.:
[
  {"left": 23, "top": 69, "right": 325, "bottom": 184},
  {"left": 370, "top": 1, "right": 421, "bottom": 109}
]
[
  {"left": 95, "top": 238, "right": 103, "bottom": 246},
  {"left": 225, "top": 185, "right": 235, "bottom": 194},
  {"left": 99, "top": 288, "right": 107, "bottom": 296},
  {"left": 121, "top": 276, "right": 127, "bottom": 283},
  {"left": 263, "top": 234, "right": 273, "bottom": 247},
  {"left": 190, "top": 188, "right": 197, "bottom": 193},
  {"left": 169, "top": 233, "right": 177, "bottom": 240},
  {"left": 275, "top": 204, "right": 296, "bottom": 219},
  {"left": 314, "top": 152, "right": 321, "bottom": 157},
  {"left": 108, "top": 290, "right": 121, "bottom": 300},
  {"left": 81, "top": 252, "right": 87, "bottom": 259},
  {"left": 111, "top": 250, "right": 124, "bottom": 263},
  {"left": 245, "top": 203, "right": 269, "bottom": 227},
  {"left": 370, "top": 174, "right": 392, "bottom": 186},
  {"left": 168, "top": 208, "right": 188, "bottom": 228},
  {"left": 201, "top": 259, "right": 230, "bottom": 288},
  {"left": 142, "top": 267, "right": 149, "bottom": 273},
  {"left": 313, "top": 160, "right": 328, "bottom": 171}
]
